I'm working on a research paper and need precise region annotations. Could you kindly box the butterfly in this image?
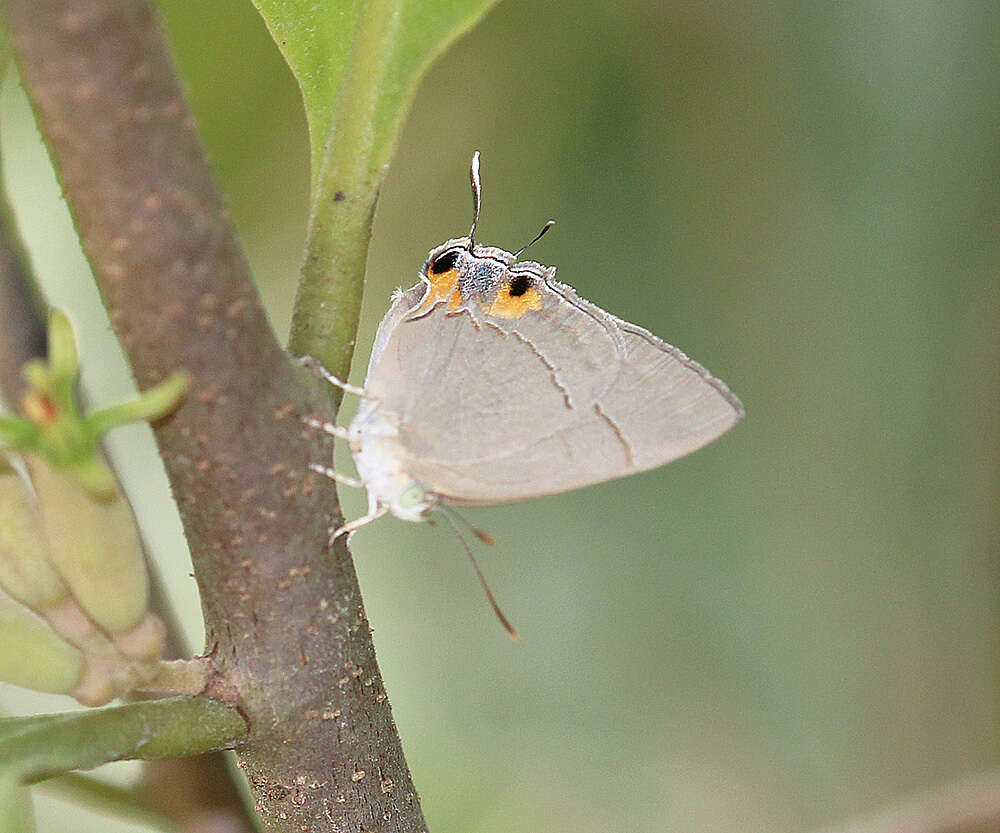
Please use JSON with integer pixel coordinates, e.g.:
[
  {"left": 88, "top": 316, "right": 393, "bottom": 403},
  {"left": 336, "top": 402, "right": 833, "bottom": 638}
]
[{"left": 308, "top": 152, "right": 743, "bottom": 542}]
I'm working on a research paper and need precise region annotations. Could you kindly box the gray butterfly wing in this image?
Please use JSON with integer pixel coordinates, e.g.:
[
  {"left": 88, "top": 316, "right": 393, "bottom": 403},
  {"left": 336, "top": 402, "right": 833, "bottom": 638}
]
[
  {"left": 364, "top": 283, "right": 425, "bottom": 379},
  {"left": 362, "top": 279, "right": 625, "bottom": 459},
  {"left": 595, "top": 312, "right": 743, "bottom": 468},
  {"left": 362, "top": 279, "right": 742, "bottom": 505}
]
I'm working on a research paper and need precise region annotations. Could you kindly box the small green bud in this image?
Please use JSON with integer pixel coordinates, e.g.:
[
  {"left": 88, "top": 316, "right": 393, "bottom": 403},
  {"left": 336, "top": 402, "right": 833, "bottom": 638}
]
[
  {"left": 0, "top": 588, "right": 83, "bottom": 694},
  {"left": 0, "top": 308, "right": 189, "bottom": 498},
  {"left": 46, "top": 308, "right": 79, "bottom": 381},
  {"left": 0, "top": 459, "right": 68, "bottom": 610},
  {"left": 27, "top": 458, "right": 149, "bottom": 635},
  {"left": 0, "top": 310, "right": 184, "bottom": 702}
]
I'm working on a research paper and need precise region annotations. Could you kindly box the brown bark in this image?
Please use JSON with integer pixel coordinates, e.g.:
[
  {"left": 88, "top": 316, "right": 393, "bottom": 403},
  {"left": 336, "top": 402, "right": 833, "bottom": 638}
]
[{"left": 1, "top": 1, "right": 426, "bottom": 830}]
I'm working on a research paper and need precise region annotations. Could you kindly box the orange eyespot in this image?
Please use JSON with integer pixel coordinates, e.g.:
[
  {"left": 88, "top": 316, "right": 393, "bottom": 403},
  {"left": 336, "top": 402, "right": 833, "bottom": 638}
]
[
  {"left": 414, "top": 264, "right": 461, "bottom": 315},
  {"left": 483, "top": 280, "right": 542, "bottom": 319}
]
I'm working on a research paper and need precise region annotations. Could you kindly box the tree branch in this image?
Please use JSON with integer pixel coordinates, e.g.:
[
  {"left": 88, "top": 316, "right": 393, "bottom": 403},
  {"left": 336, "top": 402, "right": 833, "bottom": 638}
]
[
  {"left": 2, "top": 1, "right": 426, "bottom": 830},
  {"left": 0, "top": 56, "right": 258, "bottom": 833}
]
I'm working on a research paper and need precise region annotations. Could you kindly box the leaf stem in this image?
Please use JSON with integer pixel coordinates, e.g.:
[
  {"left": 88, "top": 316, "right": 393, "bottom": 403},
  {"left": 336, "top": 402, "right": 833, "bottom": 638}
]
[
  {"left": 0, "top": 697, "right": 247, "bottom": 784},
  {"left": 287, "top": 0, "right": 402, "bottom": 392}
]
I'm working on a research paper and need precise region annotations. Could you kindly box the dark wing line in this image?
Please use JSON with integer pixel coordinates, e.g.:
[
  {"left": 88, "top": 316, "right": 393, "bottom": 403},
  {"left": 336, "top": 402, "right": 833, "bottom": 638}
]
[
  {"left": 403, "top": 279, "right": 743, "bottom": 476},
  {"left": 593, "top": 402, "right": 635, "bottom": 467},
  {"left": 483, "top": 319, "right": 573, "bottom": 408},
  {"left": 401, "top": 282, "right": 629, "bottom": 471}
]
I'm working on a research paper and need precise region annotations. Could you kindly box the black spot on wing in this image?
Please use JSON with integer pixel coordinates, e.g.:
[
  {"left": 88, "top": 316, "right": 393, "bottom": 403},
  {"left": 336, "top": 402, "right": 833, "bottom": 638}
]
[
  {"left": 508, "top": 275, "right": 531, "bottom": 297},
  {"left": 430, "top": 250, "right": 460, "bottom": 274}
]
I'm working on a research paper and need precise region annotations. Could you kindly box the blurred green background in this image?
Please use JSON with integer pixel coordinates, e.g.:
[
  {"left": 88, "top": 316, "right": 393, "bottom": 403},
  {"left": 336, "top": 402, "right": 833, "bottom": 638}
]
[{"left": 2, "top": 1, "right": 998, "bottom": 832}]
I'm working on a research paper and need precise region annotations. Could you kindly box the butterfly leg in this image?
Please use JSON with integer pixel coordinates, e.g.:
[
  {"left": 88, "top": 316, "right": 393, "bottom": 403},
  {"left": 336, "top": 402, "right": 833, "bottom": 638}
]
[
  {"left": 310, "top": 463, "right": 362, "bottom": 489},
  {"left": 297, "top": 355, "right": 368, "bottom": 398},
  {"left": 302, "top": 415, "right": 352, "bottom": 442},
  {"left": 329, "top": 505, "right": 387, "bottom": 545}
]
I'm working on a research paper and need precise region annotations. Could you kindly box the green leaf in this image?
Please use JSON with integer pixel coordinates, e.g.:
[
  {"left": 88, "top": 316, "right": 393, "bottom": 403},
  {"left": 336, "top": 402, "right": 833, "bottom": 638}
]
[
  {"left": 253, "top": 0, "right": 499, "bottom": 188},
  {"left": 252, "top": 0, "right": 502, "bottom": 386}
]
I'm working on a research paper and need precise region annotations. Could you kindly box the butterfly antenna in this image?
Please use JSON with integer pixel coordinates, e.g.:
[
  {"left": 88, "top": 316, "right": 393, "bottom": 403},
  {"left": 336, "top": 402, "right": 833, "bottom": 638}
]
[
  {"left": 513, "top": 219, "right": 555, "bottom": 259},
  {"left": 446, "top": 506, "right": 498, "bottom": 547},
  {"left": 439, "top": 506, "right": 519, "bottom": 641},
  {"left": 468, "top": 151, "right": 482, "bottom": 248}
]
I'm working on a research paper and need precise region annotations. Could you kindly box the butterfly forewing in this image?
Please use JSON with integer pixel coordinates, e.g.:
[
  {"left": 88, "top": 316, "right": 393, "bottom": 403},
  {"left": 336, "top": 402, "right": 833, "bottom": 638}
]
[{"left": 358, "top": 278, "right": 741, "bottom": 505}]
